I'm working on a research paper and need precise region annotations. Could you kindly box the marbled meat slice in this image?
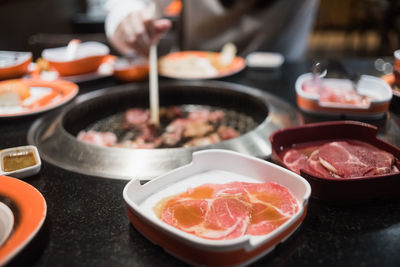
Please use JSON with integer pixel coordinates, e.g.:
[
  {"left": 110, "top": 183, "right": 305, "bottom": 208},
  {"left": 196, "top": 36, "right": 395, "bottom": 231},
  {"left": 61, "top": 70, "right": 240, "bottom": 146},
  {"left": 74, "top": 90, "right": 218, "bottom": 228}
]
[
  {"left": 243, "top": 182, "right": 298, "bottom": 235},
  {"left": 306, "top": 149, "right": 335, "bottom": 178},
  {"left": 158, "top": 181, "right": 298, "bottom": 240},
  {"left": 161, "top": 187, "right": 250, "bottom": 240},
  {"left": 282, "top": 149, "right": 308, "bottom": 174},
  {"left": 318, "top": 141, "right": 395, "bottom": 178}
]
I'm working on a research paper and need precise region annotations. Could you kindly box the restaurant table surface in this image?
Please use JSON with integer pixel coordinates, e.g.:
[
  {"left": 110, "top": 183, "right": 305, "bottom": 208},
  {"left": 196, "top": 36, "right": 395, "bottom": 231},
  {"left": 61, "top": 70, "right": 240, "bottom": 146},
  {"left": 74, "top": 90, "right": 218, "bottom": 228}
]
[{"left": 2, "top": 59, "right": 400, "bottom": 267}]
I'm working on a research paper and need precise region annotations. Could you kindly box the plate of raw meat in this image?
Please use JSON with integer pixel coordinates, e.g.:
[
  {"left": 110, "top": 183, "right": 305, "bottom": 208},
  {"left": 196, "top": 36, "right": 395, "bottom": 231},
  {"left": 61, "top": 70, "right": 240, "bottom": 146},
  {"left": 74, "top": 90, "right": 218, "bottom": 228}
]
[
  {"left": 123, "top": 149, "right": 311, "bottom": 266},
  {"left": 296, "top": 73, "right": 392, "bottom": 118},
  {"left": 270, "top": 121, "right": 400, "bottom": 203}
]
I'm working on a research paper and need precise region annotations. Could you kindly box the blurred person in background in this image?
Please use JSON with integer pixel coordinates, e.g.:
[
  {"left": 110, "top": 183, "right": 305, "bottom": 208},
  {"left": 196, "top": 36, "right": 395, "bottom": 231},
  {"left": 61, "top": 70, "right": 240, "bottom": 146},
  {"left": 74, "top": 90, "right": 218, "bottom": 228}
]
[{"left": 105, "top": 0, "right": 319, "bottom": 60}]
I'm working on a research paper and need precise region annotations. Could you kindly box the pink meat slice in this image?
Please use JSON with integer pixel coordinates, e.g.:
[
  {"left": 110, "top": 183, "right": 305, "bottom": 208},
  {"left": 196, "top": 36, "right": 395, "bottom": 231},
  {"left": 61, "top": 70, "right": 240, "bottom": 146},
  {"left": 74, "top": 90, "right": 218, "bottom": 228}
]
[
  {"left": 125, "top": 108, "right": 149, "bottom": 126},
  {"left": 305, "top": 149, "right": 334, "bottom": 178},
  {"left": 283, "top": 149, "right": 308, "bottom": 174},
  {"left": 161, "top": 197, "right": 249, "bottom": 240},
  {"left": 243, "top": 182, "right": 298, "bottom": 235},
  {"left": 244, "top": 182, "right": 299, "bottom": 216},
  {"left": 159, "top": 182, "right": 299, "bottom": 240},
  {"left": 77, "top": 130, "right": 117, "bottom": 147},
  {"left": 318, "top": 141, "right": 395, "bottom": 178},
  {"left": 203, "top": 198, "right": 250, "bottom": 239}
]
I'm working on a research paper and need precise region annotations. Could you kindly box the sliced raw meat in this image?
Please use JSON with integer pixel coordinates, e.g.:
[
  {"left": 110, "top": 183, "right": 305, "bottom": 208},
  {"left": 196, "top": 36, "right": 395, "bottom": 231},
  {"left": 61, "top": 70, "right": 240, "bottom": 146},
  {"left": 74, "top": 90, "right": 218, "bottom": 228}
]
[
  {"left": 243, "top": 182, "right": 298, "bottom": 216},
  {"left": 77, "top": 130, "right": 117, "bottom": 147},
  {"left": 283, "top": 149, "right": 308, "bottom": 174},
  {"left": 319, "top": 86, "right": 370, "bottom": 107},
  {"left": 203, "top": 198, "right": 250, "bottom": 239},
  {"left": 158, "top": 181, "right": 298, "bottom": 240},
  {"left": 318, "top": 141, "right": 395, "bottom": 178},
  {"left": 306, "top": 150, "right": 334, "bottom": 178}
]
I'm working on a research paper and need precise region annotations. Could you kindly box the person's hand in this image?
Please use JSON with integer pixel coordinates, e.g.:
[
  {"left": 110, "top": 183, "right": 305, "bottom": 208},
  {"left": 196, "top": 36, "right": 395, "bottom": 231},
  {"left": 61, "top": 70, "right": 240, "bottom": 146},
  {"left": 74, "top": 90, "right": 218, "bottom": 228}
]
[{"left": 110, "top": 6, "right": 171, "bottom": 56}]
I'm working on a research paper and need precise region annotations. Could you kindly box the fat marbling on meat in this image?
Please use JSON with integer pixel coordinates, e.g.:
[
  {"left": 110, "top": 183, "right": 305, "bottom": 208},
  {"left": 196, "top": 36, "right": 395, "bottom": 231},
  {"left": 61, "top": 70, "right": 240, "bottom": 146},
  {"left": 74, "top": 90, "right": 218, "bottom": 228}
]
[
  {"left": 282, "top": 140, "right": 399, "bottom": 178},
  {"left": 155, "top": 181, "right": 299, "bottom": 240}
]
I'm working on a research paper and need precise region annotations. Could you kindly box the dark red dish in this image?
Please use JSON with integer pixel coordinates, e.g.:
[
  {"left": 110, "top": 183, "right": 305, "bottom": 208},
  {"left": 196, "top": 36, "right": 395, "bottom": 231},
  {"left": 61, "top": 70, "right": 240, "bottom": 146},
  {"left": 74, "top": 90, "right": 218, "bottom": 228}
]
[{"left": 270, "top": 121, "right": 400, "bottom": 203}]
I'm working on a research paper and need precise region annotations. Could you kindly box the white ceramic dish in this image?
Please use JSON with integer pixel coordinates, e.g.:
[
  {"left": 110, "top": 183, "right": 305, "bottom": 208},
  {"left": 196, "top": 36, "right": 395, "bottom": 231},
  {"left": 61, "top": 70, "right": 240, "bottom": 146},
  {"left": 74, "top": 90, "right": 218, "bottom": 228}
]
[
  {"left": 246, "top": 52, "right": 284, "bottom": 68},
  {"left": 0, "top": 202, "right": 14, "bottom": 247},
  {"left": 0, "top": 51, "right": 31, "bottom": 68},
  {"left": 296, "top": 73, "right": 392, "bottom": 118},
  {"left": 42, "top": 41, "right": 109, "bottom": 62},
  {"left": 0, "top": 145, "right": 41, "bottom": 178},
  {"left": 123, "top": 149, "right": 311, "bottom": 266}
]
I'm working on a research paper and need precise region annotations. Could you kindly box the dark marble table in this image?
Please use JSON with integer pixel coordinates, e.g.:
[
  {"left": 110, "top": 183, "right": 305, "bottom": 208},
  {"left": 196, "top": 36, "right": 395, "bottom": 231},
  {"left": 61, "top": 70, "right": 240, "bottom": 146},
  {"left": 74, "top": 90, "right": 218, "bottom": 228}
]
[{"left": 2, "top": 59, "right": 400, "bottom": 267}]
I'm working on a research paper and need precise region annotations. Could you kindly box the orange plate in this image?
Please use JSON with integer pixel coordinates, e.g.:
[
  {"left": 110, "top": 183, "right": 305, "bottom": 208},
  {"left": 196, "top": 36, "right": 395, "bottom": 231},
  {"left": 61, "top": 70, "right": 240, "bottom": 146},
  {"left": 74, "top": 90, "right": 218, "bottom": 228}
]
[
  {"left": 0, "top": 175, "right": 46, "bottom": 266},
  {"left": 158, "top": 51, "right": 246, "bottom": 79},
  {"left": 0, "top": 78, "right": 78, "bottom": 118}
]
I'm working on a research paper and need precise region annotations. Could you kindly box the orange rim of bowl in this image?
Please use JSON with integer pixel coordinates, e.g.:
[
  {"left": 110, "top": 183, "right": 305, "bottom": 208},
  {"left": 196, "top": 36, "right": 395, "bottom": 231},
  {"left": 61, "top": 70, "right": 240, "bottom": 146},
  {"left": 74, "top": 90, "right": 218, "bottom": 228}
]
[
  {"left": 0, "top": 56, "right": 32, "bottom": 80},
  {"left": 296, "top": 94, "right": 390, "bottom": 115},
  {"left": 113, "top": 64, "right": 149, "bottom": 82},
  {"left": 47, "top": 55, "right": 108, "bottom": 76}
]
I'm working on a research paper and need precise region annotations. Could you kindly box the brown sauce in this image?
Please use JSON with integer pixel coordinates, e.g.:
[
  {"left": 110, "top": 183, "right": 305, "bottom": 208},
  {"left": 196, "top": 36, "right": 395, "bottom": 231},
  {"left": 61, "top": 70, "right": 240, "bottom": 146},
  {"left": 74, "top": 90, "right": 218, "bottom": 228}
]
[{"left": 2, "top": 151, "right": 36, "bottom": 172}]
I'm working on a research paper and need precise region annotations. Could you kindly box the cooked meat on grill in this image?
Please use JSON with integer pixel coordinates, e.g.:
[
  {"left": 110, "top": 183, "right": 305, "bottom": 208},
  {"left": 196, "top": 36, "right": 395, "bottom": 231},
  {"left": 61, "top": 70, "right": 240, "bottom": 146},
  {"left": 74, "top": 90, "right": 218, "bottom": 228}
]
[
  {"left": 183, "top": 133, "right": 221, "bottom": 147},
  {"left": 77, "top": 130, "right": 117, "bottom": 147},
  {"left": 77, "top": 106, "right": 243, "bottom": 149}
]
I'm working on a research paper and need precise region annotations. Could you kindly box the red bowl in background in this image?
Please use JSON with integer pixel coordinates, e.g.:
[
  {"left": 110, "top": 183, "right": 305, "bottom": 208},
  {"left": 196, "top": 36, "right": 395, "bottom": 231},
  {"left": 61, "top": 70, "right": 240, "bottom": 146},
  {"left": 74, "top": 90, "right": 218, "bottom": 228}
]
[{"left": 270, "top": 121, "right": 400, "bottom": 203}]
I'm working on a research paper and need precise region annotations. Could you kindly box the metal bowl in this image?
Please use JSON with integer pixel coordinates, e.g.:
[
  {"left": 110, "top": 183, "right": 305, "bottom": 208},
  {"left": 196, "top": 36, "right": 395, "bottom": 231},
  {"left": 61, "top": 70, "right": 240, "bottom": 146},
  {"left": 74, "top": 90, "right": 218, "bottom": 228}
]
[{"left": 28, "top": 80, "right": 301, "bottom": 180}]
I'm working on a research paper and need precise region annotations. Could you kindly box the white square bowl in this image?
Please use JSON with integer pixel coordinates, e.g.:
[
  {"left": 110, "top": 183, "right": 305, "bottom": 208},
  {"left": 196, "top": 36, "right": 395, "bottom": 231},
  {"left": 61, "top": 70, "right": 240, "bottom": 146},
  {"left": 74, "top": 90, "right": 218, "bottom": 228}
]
[
  {"left": 0, "top": 145, "right": 41, "bottom": 178},
  {"left": 123, "top": 149, "right": 311, "bottom": 266}
]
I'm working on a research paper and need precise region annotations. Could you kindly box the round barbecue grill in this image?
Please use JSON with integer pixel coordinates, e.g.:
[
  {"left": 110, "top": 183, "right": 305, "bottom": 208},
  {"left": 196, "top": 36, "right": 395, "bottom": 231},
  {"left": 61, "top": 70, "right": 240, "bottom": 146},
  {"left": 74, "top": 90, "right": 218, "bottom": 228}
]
[{"left": 28, "top": 80, "right": 301, "bottom": 180}]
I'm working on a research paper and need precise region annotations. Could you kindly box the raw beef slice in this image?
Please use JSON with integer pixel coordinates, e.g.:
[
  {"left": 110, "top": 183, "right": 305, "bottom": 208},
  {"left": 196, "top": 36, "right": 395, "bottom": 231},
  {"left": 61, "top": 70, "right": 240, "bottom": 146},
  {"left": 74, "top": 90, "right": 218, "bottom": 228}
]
[{"left": 318, "top": 141, "right": 395, "bottom": 178}]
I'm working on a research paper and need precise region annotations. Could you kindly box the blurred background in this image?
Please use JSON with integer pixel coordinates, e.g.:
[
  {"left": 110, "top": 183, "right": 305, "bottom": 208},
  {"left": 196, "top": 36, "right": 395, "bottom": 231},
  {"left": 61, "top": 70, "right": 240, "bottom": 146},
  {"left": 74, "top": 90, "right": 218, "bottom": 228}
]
[{"left": 0, "top": 0, "right": 399, "bottom": 60}]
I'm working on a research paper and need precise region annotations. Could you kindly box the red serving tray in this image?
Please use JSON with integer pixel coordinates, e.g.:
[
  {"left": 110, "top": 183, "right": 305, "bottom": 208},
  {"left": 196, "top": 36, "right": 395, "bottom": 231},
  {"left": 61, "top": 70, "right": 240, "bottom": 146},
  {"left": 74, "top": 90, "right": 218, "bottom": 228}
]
[{"left": 270, "top": 121, "right": 400, "bottom": 203}]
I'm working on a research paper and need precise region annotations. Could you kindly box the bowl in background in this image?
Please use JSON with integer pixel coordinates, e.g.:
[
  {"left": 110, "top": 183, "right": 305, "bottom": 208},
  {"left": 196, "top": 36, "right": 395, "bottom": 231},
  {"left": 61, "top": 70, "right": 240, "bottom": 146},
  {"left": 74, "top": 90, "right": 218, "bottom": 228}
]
[
  {"left": 296, "top": 73, "right": 392, "bottom": 118},
  {"left": 0, "top": 51, "right": 32, "bottom": 80},
  {"left": 41, "top": 41, "right": 109, "bottom": 76},
  {"left": 113, "top": 57, "right": 149, "bottom": 82}
]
